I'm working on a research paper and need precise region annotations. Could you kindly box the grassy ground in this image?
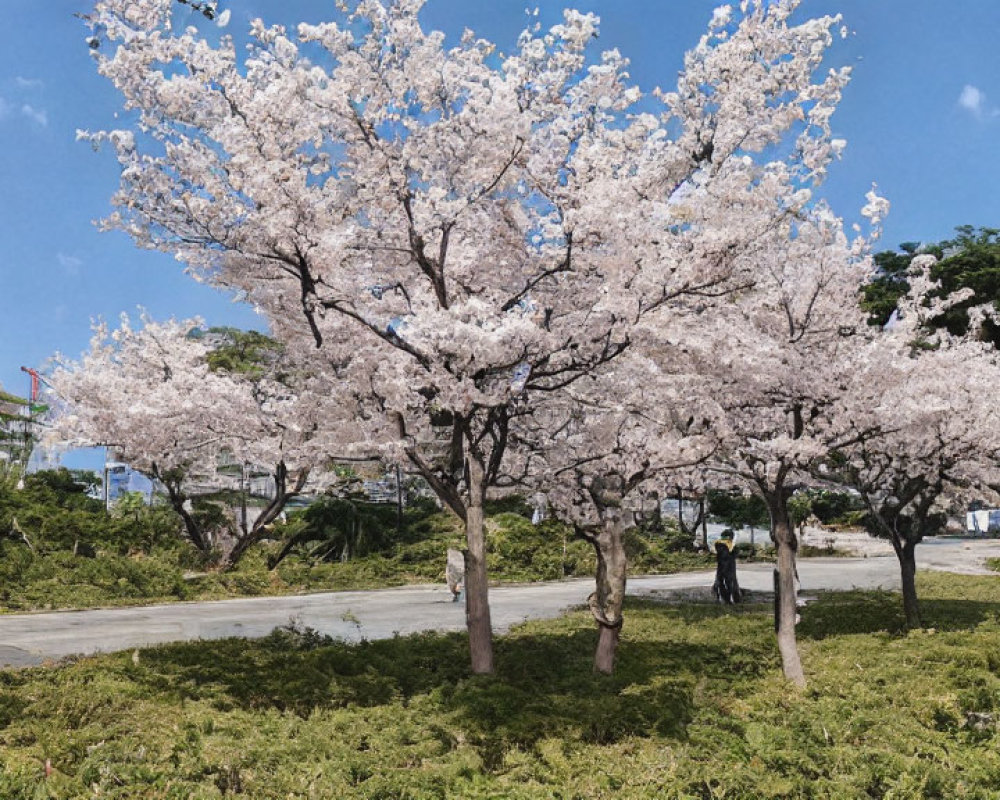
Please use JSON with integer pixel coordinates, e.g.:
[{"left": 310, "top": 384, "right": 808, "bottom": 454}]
[
  {"left": 1, "top": 572, "right": 998, "bottom": 798},
  {"left": 0, "top": 512, "right": 717, "bottom": 613}
]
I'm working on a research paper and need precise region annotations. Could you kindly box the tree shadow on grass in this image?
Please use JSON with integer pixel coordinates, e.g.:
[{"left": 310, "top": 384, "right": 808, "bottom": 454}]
[
  {"left": 132, "top": 605, "right": 757, "bottom": 768},
  {"left": 796, "top": 590, "right": 908, "bottom": 639},
  {"left": 796, "top": 585, "right": 1000, "bottom": 640},
  {"left": 450, "top": 631, "right": 710, "bottom": 752}
]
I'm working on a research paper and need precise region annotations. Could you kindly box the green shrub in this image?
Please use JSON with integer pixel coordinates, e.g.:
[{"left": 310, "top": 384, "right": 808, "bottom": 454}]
[
  {"left": 0, "top": 486, "right": 720, "bottom": 612},
  {"left": 1, "top": 574, "right": 999, "bottom": 797}
]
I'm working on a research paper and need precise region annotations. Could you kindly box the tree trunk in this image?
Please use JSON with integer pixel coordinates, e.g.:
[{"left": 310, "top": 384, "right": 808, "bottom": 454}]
[
  {"left": 587, "top": 476, "right": 628, "bottom": 675},
  {"left": 595, "top": 624, "right": 620, "bottom": 674},
  {"left": 767, "top": 490, "right": 805, "bottom": 687},
  {"left": 464, "top": 453, "right": 494, "bottom": 675},
  {"left": 222, "top": 464, "right": 307, "bottom": 572},
  {"left": 590, "top": 522, "right": 626, "bottom": 674},
  {"left": 400, "top": 412, "right": 495, "bottom": 675},
  {"left": 395, "top": 464, "right": 404, "bottom": 537},
  {"left": 159, "top": 475, "right": 210, "bottom": 555},
  {"left": 865, "top": 491, "right": 926, "bottom": 630},
  {"left": 648, "top": 490, "right": 662, "bottom": 532},
  {"left": 700, "top": 498, "right": 708, "bottom": 549},
  {"left": 898, "top": 540, "right": 921, "bottom": 628}
]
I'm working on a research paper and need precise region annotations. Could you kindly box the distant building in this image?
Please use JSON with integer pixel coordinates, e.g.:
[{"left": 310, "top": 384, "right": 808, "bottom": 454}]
[
  {"left": 105, "top": 461, "right": 154, "bottom": 504},
  {"left": 363, "top": 470, "right": 405, "bottom": 505},
  {"left": 966, "top": 509, "right": 1000, "bottom": 535},
  {"left": 0, "top": 385, "right": 34, "bottom": 467}
]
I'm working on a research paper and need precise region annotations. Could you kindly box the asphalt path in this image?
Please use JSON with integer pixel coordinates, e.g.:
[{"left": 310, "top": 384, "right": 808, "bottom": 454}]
[{"left": 1, "top": 537, "right": 998, "bottom": 668}]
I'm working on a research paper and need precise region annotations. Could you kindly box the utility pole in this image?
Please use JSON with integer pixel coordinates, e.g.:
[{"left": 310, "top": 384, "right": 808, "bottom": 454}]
[
  {"left": 104, "top": 446, "right": 110, "bottom": 511},
  {"left": 240, "top": 462, "right": 248, "bottom": 535},
  {"left": 395, "top": 464, "right": 404, "bottom": 536}
]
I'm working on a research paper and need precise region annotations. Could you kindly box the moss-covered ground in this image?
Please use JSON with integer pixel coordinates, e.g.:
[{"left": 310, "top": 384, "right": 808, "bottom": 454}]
[{"left": 1, "top": 571, "right": 999, "bottom": 798}]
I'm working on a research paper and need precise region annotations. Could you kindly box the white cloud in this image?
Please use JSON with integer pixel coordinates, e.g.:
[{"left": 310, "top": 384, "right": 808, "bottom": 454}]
[
  {"left": 15, "top": 77, "right": 42, "bottom": 89},
  {"left": 959, "top": 84, "right": 985, "bottom": 116},
  {"left": 958, "top": 83, "right": 1000, "bottom": 119},
  {"left": 57, "top": 253, "right": 83, "bottom": 275},
  {"left": 21, "top": 104, "right": 47, "bottom": 126}
]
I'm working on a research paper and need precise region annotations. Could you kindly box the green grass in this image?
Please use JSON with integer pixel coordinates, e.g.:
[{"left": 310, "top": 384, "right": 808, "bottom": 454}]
[
  {"left": 1, "top": 572, "right": 999, "bottom": 798},
  {"left": 0, "top": 511, "right": 716, "bottom": 613}
]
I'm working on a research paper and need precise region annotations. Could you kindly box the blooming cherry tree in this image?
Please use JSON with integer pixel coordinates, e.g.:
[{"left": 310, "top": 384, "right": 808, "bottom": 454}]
[
  {"left": 84, "top": 0, "right": 866, "bottom": 674},
  {"left": 49, "top": 315, "right": 343, "bottom": 568},
  {"left": 517, "top": 349, "right": 717, "bottom": 674},
  {"left": 831, "top": 257, "right": 1000, "bottom": 627},
  {"left": 690, "top": 187, "right": 888, "bottom": 686}
]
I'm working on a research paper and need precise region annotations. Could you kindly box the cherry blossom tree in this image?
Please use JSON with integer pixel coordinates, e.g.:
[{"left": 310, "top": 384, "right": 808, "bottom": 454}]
[
  {"left": 831, "top": 256, "right": 1000, "bottom": 627},
  {"left": 833, "top": 357, "right": 998, "bottom": 627},
  {"left": 83, "top": 0, "right": 867, "bottom": 674},
  {"left": 517, "top": 349, "right": 717, "bottom": 674},
  {"left": 48, "top": 315, "right": 342, "bottom": 569},
  {"left": 689, "top": 185, "right": 888, "bottom": 686}
]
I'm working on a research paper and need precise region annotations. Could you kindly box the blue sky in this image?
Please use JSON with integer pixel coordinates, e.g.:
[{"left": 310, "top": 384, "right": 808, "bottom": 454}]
[{"left": 1, "top": 0, "right": 999, "bottom": 407}]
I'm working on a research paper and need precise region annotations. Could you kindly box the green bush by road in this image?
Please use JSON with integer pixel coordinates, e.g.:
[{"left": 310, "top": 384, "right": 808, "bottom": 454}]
[{"left": 0, "top": 483, "right": 716, "bottom": 612}]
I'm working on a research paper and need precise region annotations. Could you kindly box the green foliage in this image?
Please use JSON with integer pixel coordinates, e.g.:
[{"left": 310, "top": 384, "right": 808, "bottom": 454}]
[
  {"left": 0, "top": 387, "right": 28, "bottom": 405},
  {"left": 111, "top": 491, "right": 148, "bottom": 521},
  {"left": 1, "top": 573, "right": 999, "bottom": 797},
  {"left": 202, "top": 327, "right": 283, "bottom": 379},
  {"left": 928, "top": 226, "right": 1000, "bottom": 345},
  {"left": 863, "top": 508, "right": 948, "bottom": 543},
  {"left": 483, "top": 514, "right": 713, "bottom": 583},
  {"left": 484, "top": 495, "right": 535, "bottom": 518},
  {"left": 0, "top": 481, "right": 732, "bottom": 613},
  {"left": 0, "top": 546, "right": 194, "bottom": 610},
  {"left": 797, "top": 542, "right": 847, "bottom": 558},
  {"left": 285, "top": 495, "right": 400, "bottom": 562},
  {"left": 865, "top": 226, "right": 1000, "bottom": 345},
  {"left": 799, "top": 489, "right": 868, "bottom": 527},
  {"left": 708, "top": 489, "right": 769, "bottom": 530},
  {"left": 20, "top": 469, "right": 101, "bottom": 512},
  {"left": 0, "top": 470, "right": 178, "bottom": 556},
  {"left": 174, "top": 0, "right": 218, "bottom": 21},
  {"left": 486, "top": 515, "right": 587, "bottom": 581},
  {"left": 861, "top": 245, "right": 918, "bottom": 327},
  {"left": 624, "top": 525, "right": 716, "bottom": 572},
  {"left": 787, "top": 491, "right": 813, "bottom": 525}
]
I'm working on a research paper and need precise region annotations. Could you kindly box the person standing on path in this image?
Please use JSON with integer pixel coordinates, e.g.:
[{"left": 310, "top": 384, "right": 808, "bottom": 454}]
[
  {"left": 446, "top": 548, "right": 465, "bottom": 602},
  {"left": 713, "top": 529, "right": 741, "bottom": 604}
]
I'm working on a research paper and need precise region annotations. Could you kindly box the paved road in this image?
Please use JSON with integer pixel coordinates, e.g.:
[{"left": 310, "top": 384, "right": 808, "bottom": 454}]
[{"left": 1, "top": 538, "right": 997, "bottom": 668}]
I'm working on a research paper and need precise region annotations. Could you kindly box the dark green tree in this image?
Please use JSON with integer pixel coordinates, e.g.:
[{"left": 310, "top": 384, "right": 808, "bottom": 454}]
[
  {"left": 861, "top": 242, "right": 922, "bottom": 327},
  {"left": 201, "top": 327, "right": 284, "bottom": 379},
  {"left": 864, "top": 227, "right": 1000, "bottom": 346},
  {"left": 707, "top": 489, "right": 769, "bottom": 550}
]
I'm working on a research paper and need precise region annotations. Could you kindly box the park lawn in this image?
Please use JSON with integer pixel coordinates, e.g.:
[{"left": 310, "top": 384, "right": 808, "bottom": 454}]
[
  {"left": 0, "top": 572, "right": 999, "bottom": 798},
  {"left": 0, "top": 512, "right": 717, "bottom": 614}
]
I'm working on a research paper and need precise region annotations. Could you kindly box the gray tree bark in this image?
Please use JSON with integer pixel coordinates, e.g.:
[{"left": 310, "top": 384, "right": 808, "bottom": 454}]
[
  {"left": 894, "top": 538, "right": 921, "bottom": 628},
  {"left": 585, "top": 475, "right": 629, "bottom": 675},
  {"left": 463, "top": 452, "right": 494, "bottom": 674},
  {"left": 766, "top": 489, "right": 806, "bottom": 687}
]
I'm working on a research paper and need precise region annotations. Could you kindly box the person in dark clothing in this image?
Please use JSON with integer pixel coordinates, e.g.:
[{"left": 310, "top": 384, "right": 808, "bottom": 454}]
[{"left": 713, "top": 529, "right": 741, "bottom": 604}]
